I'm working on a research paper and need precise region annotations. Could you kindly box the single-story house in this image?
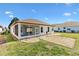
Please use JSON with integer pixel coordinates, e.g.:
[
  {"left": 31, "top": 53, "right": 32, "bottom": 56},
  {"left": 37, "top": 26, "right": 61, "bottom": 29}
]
[
  {"left": 10, "top": 19, "right": 53, "bottom": 39},
  {"left": 0, "top": 25, "right": 4, "bottom": 33},
  {"left": 53, "top": 21, "right": 79, "bottom": 33}
]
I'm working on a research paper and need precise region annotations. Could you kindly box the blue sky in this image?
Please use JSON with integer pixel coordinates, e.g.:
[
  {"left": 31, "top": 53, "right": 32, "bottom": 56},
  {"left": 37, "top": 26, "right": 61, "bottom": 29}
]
[{"left": 0, "top": 3, "right": 79, "bottom": 27}]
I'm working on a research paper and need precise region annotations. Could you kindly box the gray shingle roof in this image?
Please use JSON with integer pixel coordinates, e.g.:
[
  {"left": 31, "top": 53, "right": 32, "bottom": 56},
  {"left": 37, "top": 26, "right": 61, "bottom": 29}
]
[
  {"left": 18, "top": 18, "right": 50, "bottom": 25},
  {"left": 54, "top": 21, "right": 79, "bottom": 27}
]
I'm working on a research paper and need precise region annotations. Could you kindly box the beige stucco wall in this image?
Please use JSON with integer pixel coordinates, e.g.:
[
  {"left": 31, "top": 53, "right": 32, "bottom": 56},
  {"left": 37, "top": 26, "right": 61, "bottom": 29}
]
[{"left": 10, "top": 23, "right": 53, "bottom": 39}]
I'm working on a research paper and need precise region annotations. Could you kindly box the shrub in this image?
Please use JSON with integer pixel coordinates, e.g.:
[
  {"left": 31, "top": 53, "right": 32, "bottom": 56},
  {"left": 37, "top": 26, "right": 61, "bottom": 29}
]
[{"left": 6, "top": 33, "right": 17, "bottom": 42}]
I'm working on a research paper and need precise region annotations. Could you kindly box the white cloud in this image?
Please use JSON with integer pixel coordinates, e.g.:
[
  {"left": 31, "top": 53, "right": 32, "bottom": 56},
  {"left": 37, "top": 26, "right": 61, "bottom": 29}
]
[
  {"left": 73, "top": 11, "right": 77, "bottom": 14},
  {"left": 9, "top": 15, "right": 14, "bottom": 18},
  {"left": 5, "top": 11, "right": 14, "bottom": 18},
  {"left": 32, "top": 9, "right": 36, "bottom": 13},
  {"left": 44, "top": 17, "right": 49, "bottom": 20},
  {"left": 5, "top": 11, "right": 13, "bottom": 14},
  {"left": 64, "top": 13, "right": 72, "bottom": 16}
]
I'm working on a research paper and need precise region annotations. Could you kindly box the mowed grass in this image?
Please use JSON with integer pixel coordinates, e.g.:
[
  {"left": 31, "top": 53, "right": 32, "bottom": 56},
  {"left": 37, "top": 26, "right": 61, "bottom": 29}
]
[
  {"left": 59, "top": 33, "right": 79, "bottom": 39},
  {"left": 0, "top": 33, "right": 79, "bottom": 56},
  {"left": 0, "top": 40, "right": 71, "bottom": 56}
]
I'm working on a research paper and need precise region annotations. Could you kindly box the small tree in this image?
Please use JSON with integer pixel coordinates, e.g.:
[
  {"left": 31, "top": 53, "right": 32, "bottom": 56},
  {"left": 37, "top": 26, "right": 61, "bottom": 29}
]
[{"left": 8, "top": 17, "right": 19, "bottom": 29}]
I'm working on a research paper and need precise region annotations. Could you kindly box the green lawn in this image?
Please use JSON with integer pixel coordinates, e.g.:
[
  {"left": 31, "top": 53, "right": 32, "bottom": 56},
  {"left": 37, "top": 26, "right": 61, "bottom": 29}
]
[
  {"left": 0, "top": 40, "right": 71, "bottom": 56},
  {"left": 59, "top": 33, "right": 79, "bottom": 39},
  {"left": 0, "top": 33, "right": 79, "bottom": 56}
]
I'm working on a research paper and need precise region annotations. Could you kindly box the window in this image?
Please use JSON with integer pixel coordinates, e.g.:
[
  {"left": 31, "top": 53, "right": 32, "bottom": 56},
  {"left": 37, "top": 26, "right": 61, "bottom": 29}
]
[
  {"left": 63, "top": 27, "right": 66, "bottom": 29},
  {"left": 48, "top": 27, "right": 50, "bottom": 32},
  {"left": 21, "top": 25, "right": 34, "bottom": 36},
  {"left": 29, "top": 27, "right": 33, "bottom": 35},
  {"left": 58, "top": 27, "right": 60, "bottom": 30},
  {"left": 63, "top": 30, "right": 66, "bottom": 32},
  {"left": 52, "top": 28, "right": 53, "bottom": 31},
  {"left": 60, "top": 31, "right": 62, "bottom": 32},
  {"left": 71, "top": 30, "right": 75, "bottom": 33},
  {"left": 67, "top": 28, "right": 70, "bottom": 30},
  {"left": 35, "top": 26, "right": 40, "bottom": 34},
  {"left": 41, "top": 27, "right": 43, "bottom": 33},
  {"left": 14, "top": 25, "right": 18, "bottom": 36}
]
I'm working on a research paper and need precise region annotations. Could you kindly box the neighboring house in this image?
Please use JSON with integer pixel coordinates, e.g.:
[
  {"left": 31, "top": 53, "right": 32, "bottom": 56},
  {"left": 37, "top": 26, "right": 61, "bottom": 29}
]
[
  {"left": 53, "top": 21, "right": 79, "bottom": 33},
  {"left": 0, "top": 25, "right": 4, "bottom": 33},
  {"left": 10, "top": 19, "right": 53, "bottom": 39}
]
